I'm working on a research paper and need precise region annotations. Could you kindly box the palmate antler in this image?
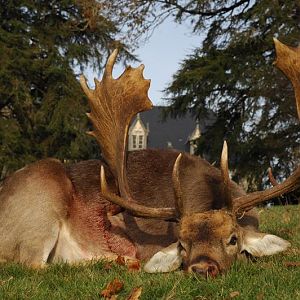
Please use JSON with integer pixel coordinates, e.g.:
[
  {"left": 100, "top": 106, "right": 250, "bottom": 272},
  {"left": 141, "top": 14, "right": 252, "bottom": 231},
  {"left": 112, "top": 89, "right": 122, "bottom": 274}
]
[{"left": 80, "top": 50, "right": 177, "bottom": 220}]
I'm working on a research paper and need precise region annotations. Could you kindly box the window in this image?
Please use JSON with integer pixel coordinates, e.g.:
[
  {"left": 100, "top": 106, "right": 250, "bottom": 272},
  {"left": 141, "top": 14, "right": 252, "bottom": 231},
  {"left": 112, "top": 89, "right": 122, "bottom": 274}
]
[
  {"left": 132, "top": 135, "right": 137, "bottom": 149},
  {"left": 130, "top": 133, "right": 145, "bottom": 150},
  {"left": 138, "top": 135, "right": 143, "bottom": 149}
]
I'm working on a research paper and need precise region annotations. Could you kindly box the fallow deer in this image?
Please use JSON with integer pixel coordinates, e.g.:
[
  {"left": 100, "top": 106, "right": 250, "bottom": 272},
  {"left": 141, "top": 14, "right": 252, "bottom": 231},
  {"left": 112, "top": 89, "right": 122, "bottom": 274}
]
[{"left": 0, "top": 40, "right": 299, "bottom": 277}]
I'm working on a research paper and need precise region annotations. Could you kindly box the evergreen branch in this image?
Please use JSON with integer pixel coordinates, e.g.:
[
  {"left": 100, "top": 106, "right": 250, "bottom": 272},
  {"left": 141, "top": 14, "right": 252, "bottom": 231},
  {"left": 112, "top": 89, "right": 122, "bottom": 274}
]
[{"left": 155, "top": 0, "right": 251, "bottom": 17}]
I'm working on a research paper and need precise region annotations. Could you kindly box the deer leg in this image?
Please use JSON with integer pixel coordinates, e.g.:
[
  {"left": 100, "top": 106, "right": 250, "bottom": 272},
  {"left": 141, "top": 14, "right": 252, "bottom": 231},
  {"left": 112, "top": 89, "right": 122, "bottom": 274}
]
[{"left": 18, "top": 221, "right": 60, "bottom": 268}]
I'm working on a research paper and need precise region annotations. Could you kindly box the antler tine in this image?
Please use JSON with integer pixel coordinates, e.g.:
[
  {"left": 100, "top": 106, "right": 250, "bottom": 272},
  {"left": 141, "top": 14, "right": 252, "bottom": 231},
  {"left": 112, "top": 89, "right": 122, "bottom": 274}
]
[
  {"left": 220, "top": 141, "right": 233, "bottom": 210},
  {"left": 80, "top": 75, "right": 93, "bottom": 100},
  {"left": 273, "top": 38, "right": 300, "bottom": 119},
  {"left": 103, "top": 49, "right": 118, "bottom": 79},
  {"left": 172, "top": 153, "right": 184, "bottom": 217},
  {"left": 268, "top": 167, "right": 279, "bottom": 186},
  {"left": 80, "top": 49, "right": 177, "bottom": 220},
  {"left": 233, "top": 166, "right": 300, "bottom": 214}
]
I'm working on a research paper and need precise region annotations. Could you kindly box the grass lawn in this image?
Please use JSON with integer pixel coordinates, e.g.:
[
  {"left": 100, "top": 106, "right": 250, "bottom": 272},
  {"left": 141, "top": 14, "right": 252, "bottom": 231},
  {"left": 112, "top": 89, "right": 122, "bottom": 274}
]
[{"left": 0, "top": 205, "right": 299, "bottom": 300}]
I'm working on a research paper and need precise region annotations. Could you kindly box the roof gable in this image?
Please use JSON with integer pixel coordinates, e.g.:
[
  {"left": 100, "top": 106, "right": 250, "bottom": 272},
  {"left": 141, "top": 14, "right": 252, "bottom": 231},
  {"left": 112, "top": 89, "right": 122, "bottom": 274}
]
[
  {"left": 133, "top": 107, "right": 210, "bottom": 151},
  {"left": 129, "top": 113, "right": 148, "bottom": 135}
]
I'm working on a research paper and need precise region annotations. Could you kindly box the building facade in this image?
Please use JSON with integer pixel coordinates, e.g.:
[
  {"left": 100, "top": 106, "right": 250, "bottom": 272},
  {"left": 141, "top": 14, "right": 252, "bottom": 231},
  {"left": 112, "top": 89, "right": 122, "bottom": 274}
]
[
  {"left": 128, "top": 107, "right": 207, "bottom": 154},
  {"left": 128, "top": 113, "right": 149, "bottom": 151}
]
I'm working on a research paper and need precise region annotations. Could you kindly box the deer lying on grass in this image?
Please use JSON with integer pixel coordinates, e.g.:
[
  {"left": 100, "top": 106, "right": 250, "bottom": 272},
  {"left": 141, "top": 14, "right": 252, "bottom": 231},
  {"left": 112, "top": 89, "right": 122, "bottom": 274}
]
[{"left": 0, "top": 40, "right": 299, "bottom": 277}]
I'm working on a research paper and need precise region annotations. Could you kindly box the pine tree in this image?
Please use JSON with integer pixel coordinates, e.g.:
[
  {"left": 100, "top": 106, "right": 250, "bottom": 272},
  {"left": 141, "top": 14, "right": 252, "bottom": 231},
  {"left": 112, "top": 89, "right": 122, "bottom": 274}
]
[{"left": 0, "top": 0, "right": 132, "bottom": 178}]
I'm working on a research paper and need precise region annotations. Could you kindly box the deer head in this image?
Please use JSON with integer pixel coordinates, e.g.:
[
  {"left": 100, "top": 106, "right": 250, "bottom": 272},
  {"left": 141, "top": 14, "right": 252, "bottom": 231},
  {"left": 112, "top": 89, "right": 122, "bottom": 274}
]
[
  {"left": 144, "top": 142, "right": 299, "bottom": 276},
  {"left": 80, "top": 48, "right": 300, "bottom": 277}
]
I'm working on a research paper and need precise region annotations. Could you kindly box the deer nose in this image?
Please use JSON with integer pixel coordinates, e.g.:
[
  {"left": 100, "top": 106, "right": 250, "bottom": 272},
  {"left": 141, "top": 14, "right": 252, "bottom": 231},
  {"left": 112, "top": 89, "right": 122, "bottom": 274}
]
[{"left": 190, "top": 258, "right": 220, "bottom": 278}]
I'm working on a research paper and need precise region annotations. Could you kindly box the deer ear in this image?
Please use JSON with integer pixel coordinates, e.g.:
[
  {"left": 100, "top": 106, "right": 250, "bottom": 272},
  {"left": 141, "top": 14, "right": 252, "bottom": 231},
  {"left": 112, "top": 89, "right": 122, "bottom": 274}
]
[
  {"left": 241, "top": 230, "right": 290, "bottom": 257},
  {"left": 144, "top": 242, "right": 182, "bottom": 273}
]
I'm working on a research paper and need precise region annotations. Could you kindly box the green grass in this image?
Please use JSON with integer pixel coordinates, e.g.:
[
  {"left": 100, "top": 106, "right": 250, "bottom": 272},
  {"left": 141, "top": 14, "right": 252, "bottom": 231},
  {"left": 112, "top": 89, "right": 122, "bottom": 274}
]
[{"left": 0, "top": 206, "right": 299, "bottom": 299}]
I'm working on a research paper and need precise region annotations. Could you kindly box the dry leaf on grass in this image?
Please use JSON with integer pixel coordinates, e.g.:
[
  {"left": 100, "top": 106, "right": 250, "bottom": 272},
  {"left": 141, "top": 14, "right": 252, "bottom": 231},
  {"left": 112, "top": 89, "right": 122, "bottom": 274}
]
[
  {"left": 127, "top": 287, "right": 142, "bottom": 300},
  {"left": 284, "top": 261, "right": 300, "bottom": 267},
  {"left": 101, "top": 278, "right": 124, "bottom": 299},
  {"left": 114, "top": 256, "right": 141, "bottom": 271},
  {"left": 115, "top": 256, "right": 126, "bottom": 266},
  {"left": 229, "top": 291, "right": 240, "bottom": 298},
  {"left": 127, "top": 259, "right": 141, "bottom": 271}
]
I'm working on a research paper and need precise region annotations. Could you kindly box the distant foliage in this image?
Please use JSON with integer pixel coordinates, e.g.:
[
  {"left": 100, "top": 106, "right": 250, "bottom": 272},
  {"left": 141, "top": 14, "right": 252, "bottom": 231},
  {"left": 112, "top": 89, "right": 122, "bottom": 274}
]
[{"left": 0, "top": 0, "right": 133, "bottom": 178}]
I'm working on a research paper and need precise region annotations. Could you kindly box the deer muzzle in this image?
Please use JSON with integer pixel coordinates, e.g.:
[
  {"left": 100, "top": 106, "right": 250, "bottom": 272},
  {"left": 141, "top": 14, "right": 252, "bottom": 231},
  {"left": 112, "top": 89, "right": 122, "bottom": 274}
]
[{"left": 188, "top": 256, "right": 220, "bottom": 278}]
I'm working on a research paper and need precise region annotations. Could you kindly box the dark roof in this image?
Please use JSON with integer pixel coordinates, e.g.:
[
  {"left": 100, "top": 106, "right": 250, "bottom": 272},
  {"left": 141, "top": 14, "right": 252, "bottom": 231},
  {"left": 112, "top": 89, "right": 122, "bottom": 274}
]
[{"left": 138, "top": 106, "right": 210, "bottom": 151}]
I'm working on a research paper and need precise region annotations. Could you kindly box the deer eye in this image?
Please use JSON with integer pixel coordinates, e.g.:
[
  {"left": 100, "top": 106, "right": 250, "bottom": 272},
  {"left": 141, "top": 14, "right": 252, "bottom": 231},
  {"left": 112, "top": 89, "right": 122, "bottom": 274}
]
[{"left": 229, "top": 235, "right": 238, "bottom": 246}]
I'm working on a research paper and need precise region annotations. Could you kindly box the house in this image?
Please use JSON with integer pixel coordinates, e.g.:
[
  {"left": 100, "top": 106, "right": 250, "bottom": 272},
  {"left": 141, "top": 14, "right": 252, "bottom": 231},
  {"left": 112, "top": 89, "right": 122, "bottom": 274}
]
[
  {"left": 128, "top": 113, "right": 149, "bottom": 151},
  {"left": 128, "top": 106, "right": 209, "bottom": 154}
]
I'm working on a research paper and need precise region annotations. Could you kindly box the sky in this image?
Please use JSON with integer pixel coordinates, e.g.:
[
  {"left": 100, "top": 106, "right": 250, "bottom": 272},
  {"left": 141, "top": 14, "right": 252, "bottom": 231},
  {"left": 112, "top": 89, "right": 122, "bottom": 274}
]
[{"left": 87, "top": 18, "right": 201, "bottom": 106}]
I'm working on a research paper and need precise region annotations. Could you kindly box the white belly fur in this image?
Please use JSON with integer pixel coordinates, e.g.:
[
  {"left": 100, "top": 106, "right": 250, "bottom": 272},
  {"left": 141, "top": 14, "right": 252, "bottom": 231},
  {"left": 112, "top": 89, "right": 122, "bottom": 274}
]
[{"left": 52, "top": 223, "right": 94, "bottom": 263}]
